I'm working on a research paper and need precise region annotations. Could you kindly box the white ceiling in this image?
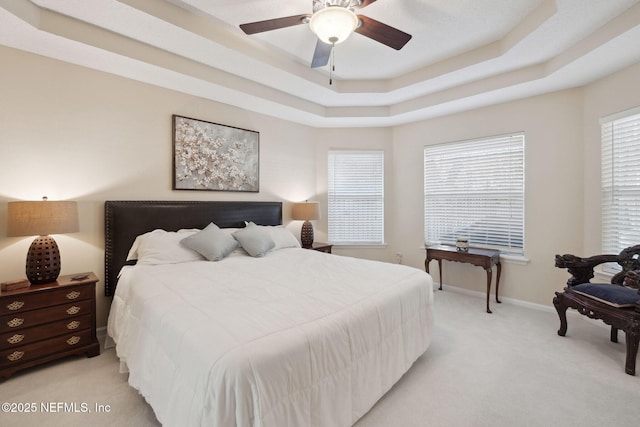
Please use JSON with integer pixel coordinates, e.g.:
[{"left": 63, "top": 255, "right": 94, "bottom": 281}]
[{"left": 1, "top": 0, "right": 639, "bottom": 127}]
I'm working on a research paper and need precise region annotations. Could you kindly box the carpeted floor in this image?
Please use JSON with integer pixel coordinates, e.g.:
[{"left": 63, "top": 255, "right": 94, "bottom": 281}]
[{"left": 1, "top": 288, "right": 638, "bottom": 427}]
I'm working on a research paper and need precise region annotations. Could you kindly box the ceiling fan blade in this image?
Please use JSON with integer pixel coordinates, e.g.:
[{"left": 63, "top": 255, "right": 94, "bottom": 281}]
[
  {"left": 355, "top": 15, "right": 412, "bottom": 50},
  {"left": 239, "top": 14, "right": 310, "bottom": 35},
  {"left": 311, "top": 40, "right": 333, "bottom": 68},
  {"left": 354, "top": 0, "right": 379, "bottom": 8}
]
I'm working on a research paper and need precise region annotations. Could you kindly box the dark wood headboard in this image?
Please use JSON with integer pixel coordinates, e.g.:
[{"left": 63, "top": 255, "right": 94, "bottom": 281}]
[{"left": 104, "top": 200, "right": 282, "bottom": 296}]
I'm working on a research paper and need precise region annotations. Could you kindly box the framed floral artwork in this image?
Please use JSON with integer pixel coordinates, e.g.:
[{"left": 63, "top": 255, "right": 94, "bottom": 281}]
[{"left": 172, "top": 115, "right": 259, "bottom": 192}]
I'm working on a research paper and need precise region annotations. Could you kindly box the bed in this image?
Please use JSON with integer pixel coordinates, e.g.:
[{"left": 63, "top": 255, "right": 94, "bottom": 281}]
[{"left": 104, "top": 200, "right": 434, "bottom": 427}]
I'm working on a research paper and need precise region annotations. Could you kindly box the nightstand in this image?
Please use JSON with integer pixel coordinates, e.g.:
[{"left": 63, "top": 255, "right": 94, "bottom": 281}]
[
  {"left": 304, "top": 242, "right": 333, "bottom": 254},
  {"left": 0, "top": 272, "right": 100, "bottom": 379}
]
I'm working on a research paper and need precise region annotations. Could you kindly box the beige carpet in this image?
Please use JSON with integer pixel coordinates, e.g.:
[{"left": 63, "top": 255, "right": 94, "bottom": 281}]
[{"left": 1, "top": 288, "right": 638, "bottom": 427}]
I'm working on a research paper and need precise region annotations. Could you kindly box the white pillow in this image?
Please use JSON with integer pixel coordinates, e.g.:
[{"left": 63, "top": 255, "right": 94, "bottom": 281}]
[
  {"left": 127, "top": 228, "right": 198, "bottom": 261},
  {"left": 245, "top": 222, "right": 301, "bottom": 250},
  {"left": 180, "top": 223, "right": 239, "bottom": 261},
  {"left": 126, "top": 234, "right": 145, "bottom": 261},
  {"left": 268, "top": 226, "right": 301, "bottom": 250},
  {"left": 134, "top": 229, "right": 204, "bottom": 265}
]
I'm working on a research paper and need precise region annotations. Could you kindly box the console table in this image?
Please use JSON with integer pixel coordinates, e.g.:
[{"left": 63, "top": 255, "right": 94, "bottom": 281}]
[{"left": 425, "top": 245, "right": 502, "bottom": 313}]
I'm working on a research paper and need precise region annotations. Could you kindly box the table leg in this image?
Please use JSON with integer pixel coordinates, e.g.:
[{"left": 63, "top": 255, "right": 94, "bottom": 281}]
[
  {"left": 484, "top": 267, "right": 493, "bottom": 313},
  {"left": 495, "top": 262, "right": 502, "bottom": 304},
  {"left": 425, "top": 257, "right": 442, "bottom": 290}
]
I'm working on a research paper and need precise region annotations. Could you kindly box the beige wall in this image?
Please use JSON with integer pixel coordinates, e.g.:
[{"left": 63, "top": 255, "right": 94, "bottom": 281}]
[
  {"left": 390, "top": 90, "right": 585, "bottom": 305},
  {"left": 2, "top": 44, "right": 640, "bottom": 326},
  {"left": 0, "top": 46, "right": 316, "bottom": 326},
  {"left": 384, "top": 61, "right": 640, "bottom": 305}
]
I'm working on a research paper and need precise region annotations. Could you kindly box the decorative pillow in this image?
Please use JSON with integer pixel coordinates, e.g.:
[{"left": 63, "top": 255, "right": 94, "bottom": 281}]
[
  {"left": 244, "top": 222, "right": 301, "bottom": 250},
  {"left": 232, "top": 226, "right": 275, "bottom": 257},
  {"left": 180, "top": 223, "right": 239, "bottom": 261},
  {"left": 217, "top": 228, "right": 249, "bottom": 256},
  {"left": 572, "top": 283, "right": 640, "bottom": 308},
  {"left": 134, "top": 229, "right": 204, "bottom": 265}
]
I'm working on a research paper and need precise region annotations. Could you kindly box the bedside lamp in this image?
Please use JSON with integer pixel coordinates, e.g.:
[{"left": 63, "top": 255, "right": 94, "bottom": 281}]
[
  {"left": 292, "top": 201, "right": 320, "bottom": 248},
  {"left": 7, "top": 197, "right": 79, "bottom": 285}
]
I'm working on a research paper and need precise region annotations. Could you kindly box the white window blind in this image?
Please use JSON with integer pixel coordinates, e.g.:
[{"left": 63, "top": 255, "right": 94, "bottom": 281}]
[
  {"left": 601, "top": 107, "right": 640, "bottom": 255},
  {"left": 328, "top": 150, "right": 384, "bottom": 245},
  {"left": 424, "top": 133, "right": 525, "bottom": 254}
]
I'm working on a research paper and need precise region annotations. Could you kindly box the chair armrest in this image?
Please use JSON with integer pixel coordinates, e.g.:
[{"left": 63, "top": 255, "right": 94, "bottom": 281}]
[
  {"left": 555, "top": 253, "right": 619, "bottom": 286},
  {"left": 623, "top": 270, "right": 640, "bottom": 289}
]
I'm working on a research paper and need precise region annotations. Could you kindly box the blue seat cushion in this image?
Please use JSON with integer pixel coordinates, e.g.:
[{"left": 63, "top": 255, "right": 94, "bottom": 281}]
[{"left": 571, "top": 283, "right": 640, "bottom": 308}]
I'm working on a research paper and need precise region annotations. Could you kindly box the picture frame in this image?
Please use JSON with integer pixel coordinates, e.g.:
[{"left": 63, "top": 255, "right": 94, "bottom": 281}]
[{"left": 172, "top": 115, "right": 259, "bottom": 192}]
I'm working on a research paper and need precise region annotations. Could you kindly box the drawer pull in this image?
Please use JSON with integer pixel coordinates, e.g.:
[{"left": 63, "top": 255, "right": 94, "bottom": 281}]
[
  {"left": 66, "top": 321, "right": 80, "bottom": 330},
  {"left": 7, "top": 351, "right": 24, "bottom": 361},
  {"left": 7, "top": 318, "right": 24, "bottom": 328},
  {"left": 7, "top": 301, "right": 25, "bottom": 311},
  {"left": 66, "top": 291, "right": 81, "bottom": 300},
  {"left": 66, "top": 336, "right": 81, "bottom": 346},
  {"left": 7, "top": 334, "right": 25, "bottom": 344},
  {"left": 66, "top": 306, "right": 81, "bottom": 315}
]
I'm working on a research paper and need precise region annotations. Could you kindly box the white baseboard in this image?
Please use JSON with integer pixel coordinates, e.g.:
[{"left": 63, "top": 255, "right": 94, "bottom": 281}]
[
  {"left": 434, "top": 283, "right": 610, "bottom": 330},
  {"left": 433, "top": 282, "right": 580, "bottom": 316}
]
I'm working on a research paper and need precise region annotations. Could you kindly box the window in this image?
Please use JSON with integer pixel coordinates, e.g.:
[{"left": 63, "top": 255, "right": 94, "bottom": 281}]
[
  {"left": 601, "top": 107, "right": 640, "bottom": 255},
  {"left": 424, "top": 133, "right": 525, "bottom": 254},
  {"left": 328, "top": 150, "right": 384, "bottom": 245}
]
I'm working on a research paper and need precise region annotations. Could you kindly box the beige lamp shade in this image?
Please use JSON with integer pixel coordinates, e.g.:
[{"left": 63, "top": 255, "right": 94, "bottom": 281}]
[
  {"left": 292, "top": 202, "right": 320, "bottom": 221},
  {"left": 7, "top": 198, "right": 79, "bottom": 285},
  {"left": 7, "top": 199, "right": 79, "bottom": 237}
]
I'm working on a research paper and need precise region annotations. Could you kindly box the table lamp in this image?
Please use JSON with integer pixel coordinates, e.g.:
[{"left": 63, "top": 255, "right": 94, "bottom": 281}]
[
  {"left": 292, "top": 201, "right": 320, "bottom": 248},
  {"left": 7, "top": 197, "right": 79, "bottom": 284}
]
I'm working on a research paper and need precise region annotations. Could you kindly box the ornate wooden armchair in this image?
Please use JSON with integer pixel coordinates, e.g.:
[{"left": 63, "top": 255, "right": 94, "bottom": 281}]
[{"left": 553, "top": 245, "right": 640, "bottom": 375}]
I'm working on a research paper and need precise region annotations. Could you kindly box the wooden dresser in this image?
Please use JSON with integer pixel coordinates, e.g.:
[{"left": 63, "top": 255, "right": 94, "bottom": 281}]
[{"left": 0, "top": 272, "right": 100, "bottom": 379}]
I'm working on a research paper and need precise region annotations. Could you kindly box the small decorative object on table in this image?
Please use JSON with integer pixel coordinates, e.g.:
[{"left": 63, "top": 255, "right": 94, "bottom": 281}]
[
  {"left": 456, "top": 237, "right": 469, "bottom": 252},
  {"left": 0, "top": 279, "right": 30, "bottom": 292}
]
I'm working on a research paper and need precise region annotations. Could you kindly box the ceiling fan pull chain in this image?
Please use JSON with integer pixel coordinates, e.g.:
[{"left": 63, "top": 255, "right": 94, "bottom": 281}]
[
  {"left": 329, "top": 52, "right": 333, "bottom": 85},
  {"left": 330, "top": 40, "right": 336, "bottom": 85}
]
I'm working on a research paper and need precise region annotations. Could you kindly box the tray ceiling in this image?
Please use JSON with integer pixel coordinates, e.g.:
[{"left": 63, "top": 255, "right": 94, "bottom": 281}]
[{"left": 1, "top": 0, "right": 639, "bottom": 127}]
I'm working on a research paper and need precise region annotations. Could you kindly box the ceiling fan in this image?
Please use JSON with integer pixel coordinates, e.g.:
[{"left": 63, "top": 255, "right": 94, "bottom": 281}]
[{"left": 239, "top": 0, "right": 412, "bottom": 68}]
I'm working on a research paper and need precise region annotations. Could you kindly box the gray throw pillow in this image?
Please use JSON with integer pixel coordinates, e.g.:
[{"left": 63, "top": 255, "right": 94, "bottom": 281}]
[
  {"left": 181, "top": 222, "right": 239, "bottom": 261},
  {"left": 232, "top": 225, "right": 275, "bottom": 257}
]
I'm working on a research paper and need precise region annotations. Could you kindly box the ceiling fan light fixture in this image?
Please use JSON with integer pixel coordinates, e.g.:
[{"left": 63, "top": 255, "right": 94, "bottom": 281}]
[{"left": 309, "top": 6, "right": 359, "bottom": 45}]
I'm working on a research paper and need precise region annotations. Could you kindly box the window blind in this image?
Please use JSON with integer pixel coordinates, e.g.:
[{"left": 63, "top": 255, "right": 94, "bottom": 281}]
[
  {"left": 328, "top": 150, "right": 384, "bottom": 244},
  {"left": 424, "top": 133, "right": 525, "bottom": 254},
  {"left": 601, "top": 107, "right": 640, "bottom": 255}
]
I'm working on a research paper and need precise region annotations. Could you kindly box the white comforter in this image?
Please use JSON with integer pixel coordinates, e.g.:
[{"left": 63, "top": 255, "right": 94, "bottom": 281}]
[{"left": 107, "top": 248, "right": 433, "bottom": 427}]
